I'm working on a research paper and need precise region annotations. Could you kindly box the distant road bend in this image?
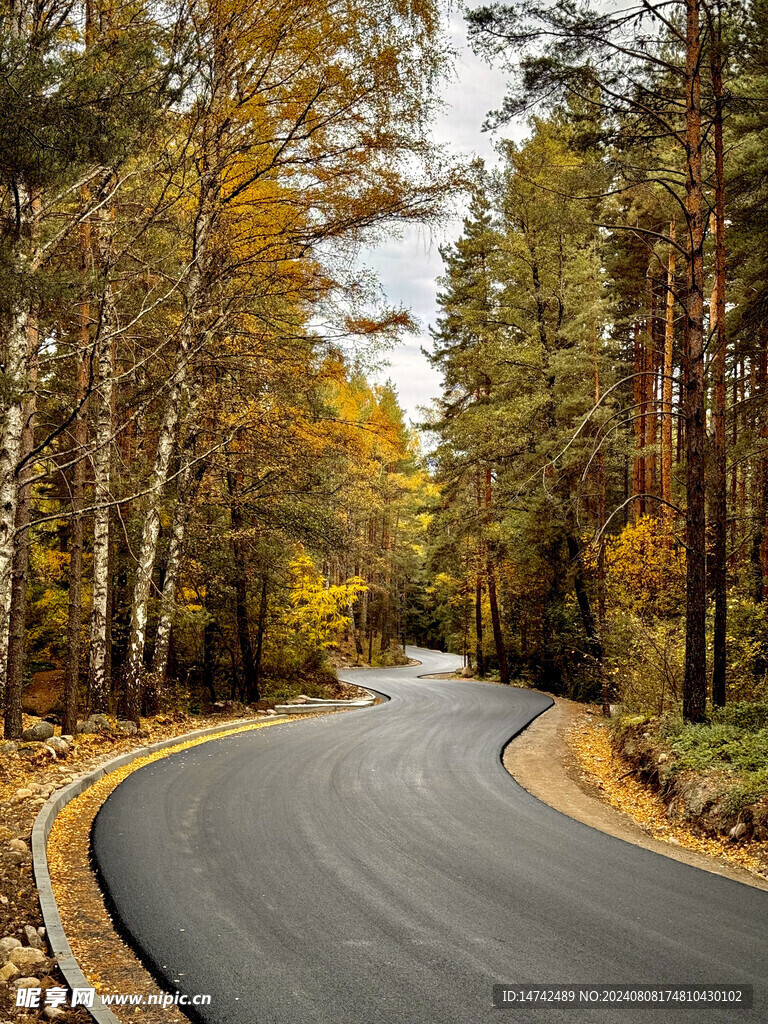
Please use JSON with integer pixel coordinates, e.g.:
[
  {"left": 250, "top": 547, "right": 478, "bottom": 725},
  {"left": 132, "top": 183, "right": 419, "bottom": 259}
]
[{"left": 92, "top": 649, "right": 768, "bottom": 1023}]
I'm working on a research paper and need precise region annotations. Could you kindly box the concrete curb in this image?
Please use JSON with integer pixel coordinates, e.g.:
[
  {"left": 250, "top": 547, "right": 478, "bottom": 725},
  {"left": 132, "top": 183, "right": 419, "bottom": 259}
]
[{"left": 31, "top": 715, "right": 281, "bottom": 1023}]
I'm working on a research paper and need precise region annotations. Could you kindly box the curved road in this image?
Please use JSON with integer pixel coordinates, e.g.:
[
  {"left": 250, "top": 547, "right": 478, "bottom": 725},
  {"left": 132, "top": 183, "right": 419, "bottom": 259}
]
[{"left": 92, "top": 650, "right": 768, "bottom": 1023}]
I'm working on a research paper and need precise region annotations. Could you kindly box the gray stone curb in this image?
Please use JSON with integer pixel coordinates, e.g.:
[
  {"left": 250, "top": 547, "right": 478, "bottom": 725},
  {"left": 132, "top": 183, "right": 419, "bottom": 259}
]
[{"left": 30, "top": 715, "right": 283, "bottom": 1023}]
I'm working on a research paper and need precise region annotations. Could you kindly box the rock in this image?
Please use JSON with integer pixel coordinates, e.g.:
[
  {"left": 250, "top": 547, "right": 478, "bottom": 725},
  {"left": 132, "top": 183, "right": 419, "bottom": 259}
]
[
  {"left": 7, "top": 946, "right": 48, "bottom": 971},
  {"left": 8, "top": 839, "right": 29, "bottom": 856},
  {"left": 44, "top": 1009, "right": 66, "bottom": 1020},
  {"left": 115, "top": 720, "right": 138, "bottom": 736},
  {"left": 729, "top": 821, "right": 748, "bottom": 840},
  {"left": 61, "top": 734, "right": 73, "bottom": 743},
  {"left": 679, "top": 777, "right": 723, "bottom": 818},
  {"left": 45, "top": 736, "right": 69, "bottom": 754},
  {"left": 460, "top": 666, "right": 473, "bottom": 678},
  {"left": 0, "top": 741, "right": 18, "bottom": 755},
  {"left": 12, "top": 788, "right": 33, "bottom": 803},
  {"left": 37, "top": 928, "right": 45, "bottom": 940},
  {"left": 657, "top": 753, "right": 669, "bottom": 764},
  {"left": 0, "top": 962, "right": 20, "bottom": 986},
  {"left": 0, "top": 937, "right": 22, "bottom": 960},
  {"left": 11, "top": 975, "right": 41, "bottom": 990},
  {"left": 22, "top": 926, "right": 44, "bottom": 951},
  {"left": 21, "top": 721, "right": 54, "bottom": 742},
  {"left": 77, "top": 713, "right": 114, "bottom": 733}
]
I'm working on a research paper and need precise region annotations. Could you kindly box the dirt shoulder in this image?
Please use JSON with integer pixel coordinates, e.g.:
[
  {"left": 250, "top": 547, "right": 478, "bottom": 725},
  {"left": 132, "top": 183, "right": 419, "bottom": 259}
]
[{"left": 504, "top": 698, "right": 768, "bottom": 892}]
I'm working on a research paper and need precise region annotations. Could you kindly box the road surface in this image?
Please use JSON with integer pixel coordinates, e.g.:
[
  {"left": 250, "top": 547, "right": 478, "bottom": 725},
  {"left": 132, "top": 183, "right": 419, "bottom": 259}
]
[{"left": 92, "top": 649, "right": 768, "bottom": 1022}]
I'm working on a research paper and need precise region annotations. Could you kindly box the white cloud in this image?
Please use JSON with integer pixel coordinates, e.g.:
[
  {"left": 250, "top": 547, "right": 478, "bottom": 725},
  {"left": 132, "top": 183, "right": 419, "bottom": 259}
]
[{"left": 363, "top": 10, "right": 523, "bottom": 426}]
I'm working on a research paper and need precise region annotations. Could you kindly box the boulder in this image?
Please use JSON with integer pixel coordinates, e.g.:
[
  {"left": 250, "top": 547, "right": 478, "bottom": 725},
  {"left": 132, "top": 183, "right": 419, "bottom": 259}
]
[
  {"left": 115, "top": 720, "right": 138, "bottom": 736},
  {"left": 7, "top": 946, "right": 48, "bottom": 971},
  {"left": 460, "top": 666, "right": 473, "bottom": 678},
  {"left": 679, "top": 777, "right": 723, "bottom": 818},
  {"left": 729, "top": 821, "right": 748, "bottom": 841},
  {"left": 21, "top": 721, "right": 54, "bottom": 742},
  {"left": 0, "top": 937, "right": 22, "bottom": 960},
  {"left": 22, "top": 926, "right": 44, "bottom": 951},
  {"left": 8, "top": 839, "right": 28, "bottom": 856},
  {"left": 77, "top": 713, "right": 114, "bottom": 733},
  {"left": 11, "top": 975, "right": 41, "bottom": 990},
  {"left": 0, "top": 962, "right": 20, "bottom": 986},
  {"left": 12, "top": 789, "right": 33, "bottom": 803},
  {"left": 45, "top": 736, "right": 69, "bottom": 755}
]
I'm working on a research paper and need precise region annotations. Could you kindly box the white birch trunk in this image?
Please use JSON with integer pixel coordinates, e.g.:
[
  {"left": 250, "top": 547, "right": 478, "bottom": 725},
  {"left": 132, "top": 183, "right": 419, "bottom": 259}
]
[
  {"left": 123, "top": 209, "right": 211, "bottom": 720},
  {"left": 149, "top": 454, "right": 200, "bottom": 685},
  {"left": 123, "top": 333, "right": 191, "bottom": 720},
  {"left": 0, "top": 306, "right": 29, "bottom": 708},
  {"left": 88, "top": 283, "right": 116, "bottom": 712}
]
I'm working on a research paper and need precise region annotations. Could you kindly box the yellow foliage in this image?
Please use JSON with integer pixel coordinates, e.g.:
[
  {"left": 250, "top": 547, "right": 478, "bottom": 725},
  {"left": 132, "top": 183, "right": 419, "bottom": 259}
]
[
  {"left": 284, "top": 551, "right": 367, "bottom": 650},
  {"left": 605, "top": 517, "right": 685, "bottom": 617}
]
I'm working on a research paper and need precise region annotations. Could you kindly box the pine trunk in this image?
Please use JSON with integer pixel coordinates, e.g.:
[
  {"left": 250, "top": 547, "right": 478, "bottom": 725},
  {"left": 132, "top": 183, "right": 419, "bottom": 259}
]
[
  {"left": 484, "top": 467, "right": 509, "bottom": 683},
  {"left": 567, "top": 533, "right": 603, "bottom": 669},
  {"left": 645, "top": 274, "right": 658, "bottom": 503},
  {"left": 632, "top": 321, "right": 645, "bottom": 516},
  {"left": 475, "top": 575, "right": 485, "bottom": 677},
  {"left": 682, "top": 0, "right": 707, "bottom": 723},
  {"left": 710, "top": 29, "right": 727, "bottom": 708},
  {"left": 661, "top": 221, "right": 676, "bottom": 539}
]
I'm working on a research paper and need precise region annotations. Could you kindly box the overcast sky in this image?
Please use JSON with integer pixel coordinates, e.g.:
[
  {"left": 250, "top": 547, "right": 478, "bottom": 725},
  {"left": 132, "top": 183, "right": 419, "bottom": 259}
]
[{"left": 362, "top": 11, "right": 515, "bottom": 428}]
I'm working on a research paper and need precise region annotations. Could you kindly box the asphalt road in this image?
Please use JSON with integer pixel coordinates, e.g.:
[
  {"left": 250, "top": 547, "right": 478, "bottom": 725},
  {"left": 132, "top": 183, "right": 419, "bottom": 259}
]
[{"left": 92, "top": 649, "right": 768, "bottom": 1023}]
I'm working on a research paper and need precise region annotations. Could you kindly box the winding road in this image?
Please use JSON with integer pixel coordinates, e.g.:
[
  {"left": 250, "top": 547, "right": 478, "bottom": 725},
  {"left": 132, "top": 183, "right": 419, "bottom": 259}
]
[{"left": 92, "top": 649, "right": 768, "bottom": 1023}]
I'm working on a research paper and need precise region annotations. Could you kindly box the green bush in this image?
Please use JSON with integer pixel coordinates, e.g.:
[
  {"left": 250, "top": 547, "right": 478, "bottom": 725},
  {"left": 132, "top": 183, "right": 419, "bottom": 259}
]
[
  {"left": 662, "top": 709, "right": 768, "bottom": 805},
  {"left": 710, "top": 700, "right": 768, "bottom": 731}
]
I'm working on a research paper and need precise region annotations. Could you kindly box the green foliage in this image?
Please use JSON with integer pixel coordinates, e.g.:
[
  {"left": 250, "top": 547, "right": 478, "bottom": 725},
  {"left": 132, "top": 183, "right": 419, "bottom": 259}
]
[
  {"left": 723, "top": 599, "right": 768, "bottom": 699},
  {"left": 664, "top": 719, "right": 768, "bottom": 800},
  {"left": 710, "top": 701, "right": 768, "bottom": 731}
]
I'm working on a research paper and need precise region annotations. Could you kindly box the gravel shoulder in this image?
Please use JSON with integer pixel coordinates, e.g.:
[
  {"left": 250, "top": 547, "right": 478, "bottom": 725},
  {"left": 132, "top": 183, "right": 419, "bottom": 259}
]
[{"left": 504, "top": 696, "right": 768, "bottom": 892}]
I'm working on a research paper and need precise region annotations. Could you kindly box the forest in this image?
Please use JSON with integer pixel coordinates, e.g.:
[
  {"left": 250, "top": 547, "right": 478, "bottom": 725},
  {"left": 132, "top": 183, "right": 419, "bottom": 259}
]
[
  {"left": 0, "top": 0, "right": 450, "bottom": 737},
  {"left": 2, "top": 0, "right": 768, "bottom": 743},
  {"left": 422, "top": 0, "right": 768, "bottom": 734}
]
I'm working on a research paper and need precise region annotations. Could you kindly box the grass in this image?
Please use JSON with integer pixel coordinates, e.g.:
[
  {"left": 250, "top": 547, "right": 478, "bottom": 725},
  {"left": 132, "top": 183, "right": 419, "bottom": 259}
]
[{"left": 658, "top": 702, "right": 768, "bottom": 810}]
